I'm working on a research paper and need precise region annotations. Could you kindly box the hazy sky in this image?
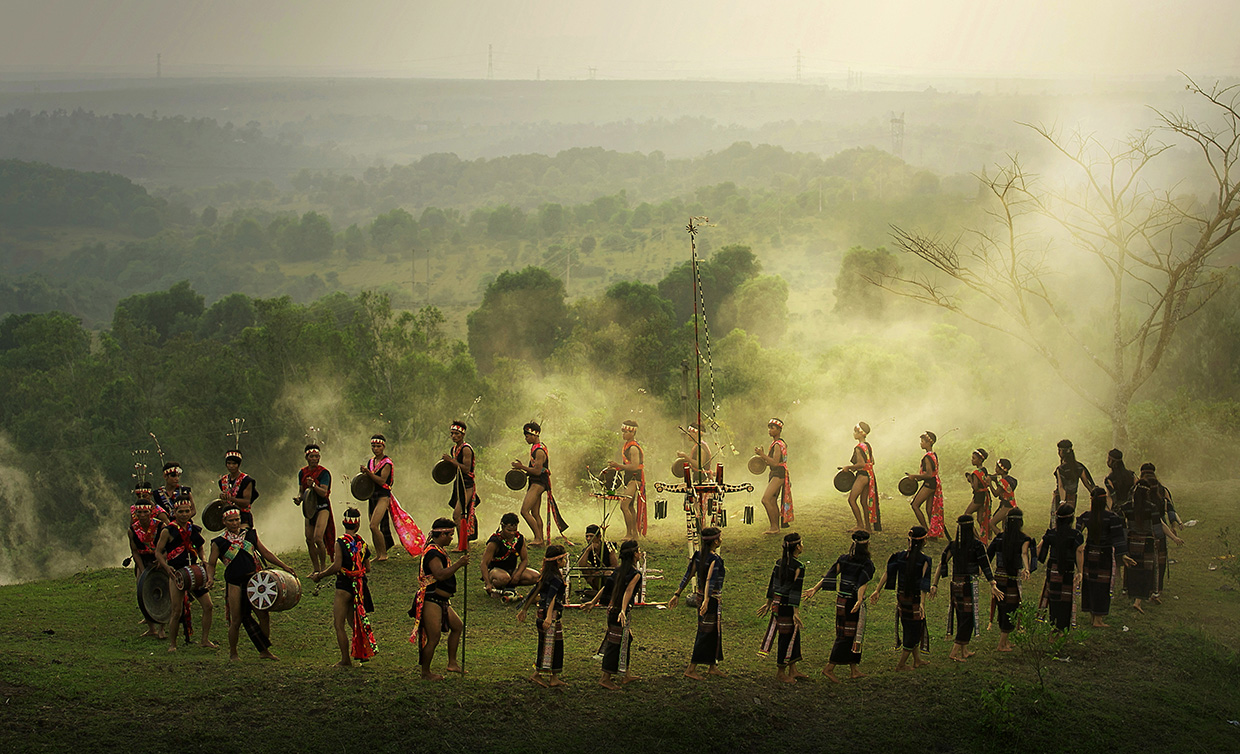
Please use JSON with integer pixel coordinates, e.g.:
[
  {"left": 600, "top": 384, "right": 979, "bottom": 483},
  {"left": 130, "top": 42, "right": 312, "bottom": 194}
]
[{"left": 2, "top": 0, "right": 1237, "bottom": 80}]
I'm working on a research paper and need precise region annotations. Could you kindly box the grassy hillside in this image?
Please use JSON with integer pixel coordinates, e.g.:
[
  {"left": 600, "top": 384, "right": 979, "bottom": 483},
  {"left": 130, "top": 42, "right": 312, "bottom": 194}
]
[{"left": 1, "top": 480, "right": 1237, "bottom": 754}]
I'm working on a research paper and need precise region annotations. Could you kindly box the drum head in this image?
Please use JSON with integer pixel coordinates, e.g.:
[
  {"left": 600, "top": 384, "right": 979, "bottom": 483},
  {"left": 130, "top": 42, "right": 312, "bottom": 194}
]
[
  {"left": 350, "top": 473, "right": 375, "bottom": 501},
  {"left": 505, "top": 468, "right": 527, "bottom": 491},
  {"left": 747, "top": 456, "right": 766, "bottom": 475},
  {"left": 432, "top": 459, "right": 456, "bottom": 486},
  {"left": 833, "top": 469, "right": 857, "bottom": 493},
  {"left": 202, "top": 499, "right": 226, "bottom": 532},
  {"left": 898, "top": 476, "right": 919, "bottom": 497},
  {"left": 138, "top": 569, "right": 173, "bottom": 624},
  {"left": 597, "top": 467, "right": 621, "bottom": 490}
]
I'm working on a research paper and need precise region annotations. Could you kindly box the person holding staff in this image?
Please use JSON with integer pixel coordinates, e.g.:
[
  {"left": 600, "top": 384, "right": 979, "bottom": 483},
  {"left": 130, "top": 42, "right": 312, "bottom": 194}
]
[
  {"left": 299, "top": 444, "right": 334, "bottom": 577},
  {"left": 596, "top": 539, "right": 643, "bottom": 690},
  {"left": 360, "top": 434, "right": 394, "bottom": 561},
  {"left": 807, "top": 530, "right": 875, "bottom": 682},
  {"left": 758, "top": 533, "right": 806, "bottom": 683},
  {"left": 157, "top": 501, "right": 216, "bottom": 653},
  {"left": 411, "top": 519, "right": 469, "bottom": 680},
  {"left": 512, "top": 422, "right": 550, "bottom": 546},
  {"left": 754, "top": 418, "right": 793, "bottom": 533},
  {"left": 841, "top": 422, "right": 880, "bottom": 532},
  {"left": 517, "top": 544, "right": 569, "bottom": 687},
  {"left": 905, "top": 431, "right": 943, "bottom": 536},
  {"left": 669, "top": 527, "right": 726, "bottom": 680},
  {"left": 869, "top": 526, "right": 934, "bottom": 671},
  {"left": 218, "top": 450, "right": 259, "bottom": 529},
  {"left": 443, "top": 421, "right": 479, "bottom": 541},
  {"left": 309, "top": 508, "right": 376, "bottom": 666},
  {"left": 207, "top": 505, "right": 294, "bottom": 661},
  {"left": 152, "top": 462, "right": 192, "bottom": 523},
  {"left": 608, "top": 420, "right": 647, "bottom": 540}
]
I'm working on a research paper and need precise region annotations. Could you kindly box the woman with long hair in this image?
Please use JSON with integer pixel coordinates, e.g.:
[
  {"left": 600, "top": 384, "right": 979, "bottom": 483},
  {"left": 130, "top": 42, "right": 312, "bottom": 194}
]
[
  {"left": 807, "top": 530, "right": 875, "bottom": 682},
  {"left": 597, "top": 539, "right": 642, "bottom": 690},
  {"left": 870, "top": 526, "right": 934, "bottom": 671},
  {"left": 670, "top": 527, "right": 726, "bottom": 680},
  {"left": 758, "top": 533, "right": 806, "bottom": 683},
  {"left": 986, "top": 509, "right": 1035, "bottom": 651},
  {"left": 1076, "top": 486, "right": 1135, "bottom": 628},
  {"left": 931, "top": 514, "right": 999, "bottom": 662},
  {"left": 1038, "top": 503, "right": 1085, "bottom": 630},
  {"left": 517, "top": 544, "right": 569, "bottom": 687}
]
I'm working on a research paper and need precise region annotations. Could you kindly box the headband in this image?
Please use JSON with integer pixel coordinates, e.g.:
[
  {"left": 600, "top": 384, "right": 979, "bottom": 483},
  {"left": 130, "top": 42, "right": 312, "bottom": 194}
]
[
  {"left": 908, "top": 527, "right": 928, "bottom": 541},
  {"left": 132, "top": 502, "right": 153, "bottom": 511},
  {"left": 450, "top": 423, "right": 466, "bottom": 432},
  {"left": 342, "top": 514, "right": 361, "bottom": 525},
  {"left": 225, "top": 450, "right": 242, "bottom": 461},
  {"left": 921, "top": 430, "right": 936, "bottom": 442},
  {"left": 784, "top": 535, "right": 801, "bottom": 545},
  {"left": 305, "top": 444, "right": 320, "bottom": 455},
  {"left": 975, "top": 448, "right": 988, "bottom": 461},
  {"left": 768, "top": 418, "right": 783, "bottom": 428},
  {"left": 700, "top": 531, "right": 720, "bottom": 542},
  {"left": 543, "top": 553, "right": 568, "bottom": 562},
  {"left": 431, "top": 527, "right": 456, "bottom": 535},
  {"left": 165, "top": 466, "right": 182, "bottom": 475},
  {"left": 851, "top": 531, "right": 870, "bottom": 543}
]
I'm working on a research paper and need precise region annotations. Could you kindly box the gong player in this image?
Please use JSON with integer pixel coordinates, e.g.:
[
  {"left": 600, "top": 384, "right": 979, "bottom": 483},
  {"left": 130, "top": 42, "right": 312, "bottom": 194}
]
[
  {"left": 218, "top": 450, "right": 259, "bottom": 529},
  {"left": 207, "top": 505, "right": 294, "bottom": 661},
  {"left": 156, "top": 501, "right": 217, "bottom": 653},
  {"left": 299, "top": 444, "right": 335, "bottom": 576},
  {"left": 442, "top": 421, "right": 479, "bottom": 541},
  {"left": 608, "top": 419, "right": 646, "bottom": 540}
]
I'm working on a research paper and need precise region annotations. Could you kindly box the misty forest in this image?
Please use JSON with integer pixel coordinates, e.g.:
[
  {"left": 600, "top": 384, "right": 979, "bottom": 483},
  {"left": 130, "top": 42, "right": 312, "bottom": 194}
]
[{"left": 2, "top": 27, "right": 1240, "bottom": 752}]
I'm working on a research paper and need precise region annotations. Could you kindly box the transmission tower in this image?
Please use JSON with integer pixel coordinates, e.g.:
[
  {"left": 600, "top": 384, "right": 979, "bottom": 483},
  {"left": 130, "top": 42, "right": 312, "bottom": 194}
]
[{"left": 890, "top": 112, "right": 905, "bottom": 158}]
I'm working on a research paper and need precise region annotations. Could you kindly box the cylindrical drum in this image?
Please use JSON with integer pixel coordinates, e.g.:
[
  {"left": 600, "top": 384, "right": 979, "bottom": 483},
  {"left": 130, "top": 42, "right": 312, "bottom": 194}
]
[
  {"left": 246, "top": 569, "right": 302, "bottom": 612},
  {"left": 174, "top": 564, "right": 209, "bottom": 592}
]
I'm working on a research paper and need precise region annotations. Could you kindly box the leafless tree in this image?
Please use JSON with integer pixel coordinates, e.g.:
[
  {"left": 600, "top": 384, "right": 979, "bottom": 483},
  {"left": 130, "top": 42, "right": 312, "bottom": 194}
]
[{"left": 871, "top": 77, "right": 1240, "bottom": 445}]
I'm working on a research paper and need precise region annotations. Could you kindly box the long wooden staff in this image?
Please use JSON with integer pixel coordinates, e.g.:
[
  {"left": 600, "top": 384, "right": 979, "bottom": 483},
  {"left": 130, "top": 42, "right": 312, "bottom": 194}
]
[{"left": 455, "top": 465, "right": 469, "bottom": 675}]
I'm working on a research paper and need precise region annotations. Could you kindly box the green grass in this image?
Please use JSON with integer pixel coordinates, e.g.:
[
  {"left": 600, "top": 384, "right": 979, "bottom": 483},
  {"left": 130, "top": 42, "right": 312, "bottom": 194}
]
[{"left": 2, "top": 481, "right": 1238, "bottom": 753}]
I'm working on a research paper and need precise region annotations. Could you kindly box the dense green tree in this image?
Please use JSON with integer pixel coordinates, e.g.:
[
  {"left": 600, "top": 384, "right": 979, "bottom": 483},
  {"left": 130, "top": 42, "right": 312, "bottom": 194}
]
[
  {"left": 833, "top": 246, "right": 901, "bottom": 320},
  {"left": 467, "top": 267, "right": 569, "bottom": 372}
]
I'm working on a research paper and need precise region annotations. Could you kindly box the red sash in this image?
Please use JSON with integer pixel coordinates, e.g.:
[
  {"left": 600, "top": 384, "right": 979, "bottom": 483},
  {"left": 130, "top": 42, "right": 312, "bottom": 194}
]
[
  {"left": 927, "top": 452, "right": 945, "bottom": 537},
  {"left": 623, "top": 440, "right": 648, "bottom": 535},
  {"left": 341, "top": 533, "right": 377, "bottom": 660},
  {"left": 769, "top": 438, "right": 794, "bottom": 525},
  {"left": 857, "top": 442, "right": 880, "bottom": 530}
]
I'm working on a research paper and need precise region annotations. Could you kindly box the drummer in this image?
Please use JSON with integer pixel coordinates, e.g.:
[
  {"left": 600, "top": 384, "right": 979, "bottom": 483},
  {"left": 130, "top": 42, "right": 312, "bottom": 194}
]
[
  {"left": 128, "top": 486, "right": 165, "bottom": 638},
  {"left": 206, "top": 505, "right": 294, "bottom": 661},
  {"left": 299, "top": 444, "right": 334, "bottom": 576},
  {"left": 608, "top": 420, "right": 646, "bottom": 540},
  {"left": 482, "top": 512, "right": 540, "bottom": 595},
  {"left": 511, "top": 422, "right": 549, "bottom": 546},
  {"left": 360, "top": 434, "right": 395, "bottom": 561},
  {"left": 156, "top": 501, "right": 217, "bottom": 652},
  {"left": 218, "top": 450, "right": 259, "bottom": 529},
  {"left": 443, "top": 421, "right": 479, "bottom": 541},
  {"left": 754, "top": 418, "right": 793, "bottom": 534},
  {"left": 152, "top": 462, "right": 192, "bottom": 524}
]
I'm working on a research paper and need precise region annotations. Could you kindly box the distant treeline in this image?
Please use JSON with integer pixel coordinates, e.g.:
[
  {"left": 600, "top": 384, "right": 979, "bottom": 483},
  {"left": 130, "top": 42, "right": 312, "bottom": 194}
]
[
  {"left": 0, "top": 109, "right": 355, "bottom": 188},
  {"left": 0, "top": 159, "right": 183, "bottom": 233}
]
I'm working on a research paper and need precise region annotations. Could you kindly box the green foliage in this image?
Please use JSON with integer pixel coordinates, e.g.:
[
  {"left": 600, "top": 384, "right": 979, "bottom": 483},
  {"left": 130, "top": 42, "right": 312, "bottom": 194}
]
[
  {"left": 1009, "top": 600, "right": 1085, "bottom": 697},
  {"left": 467, "top": 267, "right": 569, "bottom": 373},
  {"left": 833, "top": 245, "right": 901, "bottom": 320},
  {"left": 658, "top": 244, "right": 762, "bottom": 325},
  {"left": 718, "top": 275, "right": 789, "bottom": 346},
  {"left": 0, "top": 159, "right": 168, "bottom": 230},
  {"left": 1128, "top": 392, "right": 1240, "bottom": 476}
]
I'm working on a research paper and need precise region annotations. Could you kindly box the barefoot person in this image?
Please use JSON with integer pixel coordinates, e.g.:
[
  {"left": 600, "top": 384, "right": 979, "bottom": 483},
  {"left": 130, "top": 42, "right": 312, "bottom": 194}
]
[
  {"left": 1076, "top": 486, "right": 1135, "bottom": 628},
  {"left": 596, "top": 539, "right": 643, "bottom": 690},
  {"left": 986, "top": 510, "right": 1035, "bottom": 651},
  {"left": 758, "top": 533, "right": 807, "bottom": 683},
  {"left": 870, "top": 526, "right": 933, "bottom": 671},
  {"left": 807, "top": 530, "right": 875, "bottom": 682},
  {"left": 360, "top": 435, "right": 394, "bottom": 561},
  {"left": 218, "top": 450, "right": 259, "bottom": 529},
  {"left": 669, "top": 527, "right": 726, "bottom": 681},
  {"left": 608, "top": 420, "right": 646, "bottom": 540},
  {"left": 963, "top": 449, "right": 993, "bottom": 542},
  {"left": 754, "top": 418, "right": 793, "bottom": 534},
  {"left": 309, "top": 508, "right": 376, "bottom": 667},
  {"left": 443, "top": 421, "right": 479, "bottom": 540},
  {"left": 128, "top": 487, "right": 165, "bottom": 638},
  {"left": 512, "top": 422, "right": 550, "bottom": 546},
  {"left": 481, "top": 513, "right": 540, "bottom": 597},
  {"left": 412, "top": 519, "right": 469, "bottom": 680},
  {"left": 841, "top": 422, "right": 880, "bottom": 532},
  {"left": 1038, "top": 503, "right": 1084, "bottom": 630},
  {"left": 906, "top": 431, "right": 943, "bottom": 537},
  {"left": 517, "top": 545, "right": 569, "bottom": 687},
  {"left": 299, "top": 444, "right": 335, "bottom": 576},
  {"left": 206, "top": 505, "right": 294, "bottom": 661},
  {"left": 156, "top": 501, "right": 216, "bottom": 652},
  {"left": 932, "top": 515, "right": 999, "bottom": 662},
  {"left": 988, "top": 458, "right": 1018, "bottom": 537}
]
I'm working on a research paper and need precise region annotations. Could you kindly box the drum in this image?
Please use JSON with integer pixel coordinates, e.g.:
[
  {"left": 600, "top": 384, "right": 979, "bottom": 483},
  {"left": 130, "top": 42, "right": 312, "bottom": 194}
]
[
  {"left": 504, "top": 468, "right": 527, "bottom": 491},
  {"left": 202, "top": 499, "right": 226, "bottom": 532},
  {"left": 432, "top": 459, "right": 457, "bottom": 486},
  {"left": 834, "top": 469, "right": 857, "bottom": 493},
  {"left": 350, "top": 472, "right": 376, "bottom": 501},
  {"left": 597, "top": 467, "right": 621, "bottom": 492},
  {"left": 747, "top": 456, "right": 765, "bottom": 475},
  {"left": 670, "top": 459, "right": 690, "bottom": 479},
  {"left": 137, "top": 569, "right": 173, "bottom": 624},
  {"left": 175, "top": 564, "right": 209, "bottom": 592},
  {"left": 247, "top": 569, "right": 302, "bottom": 612},
  {"left": 898, "top": 476, "right": 919, "bottom": 496}
]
